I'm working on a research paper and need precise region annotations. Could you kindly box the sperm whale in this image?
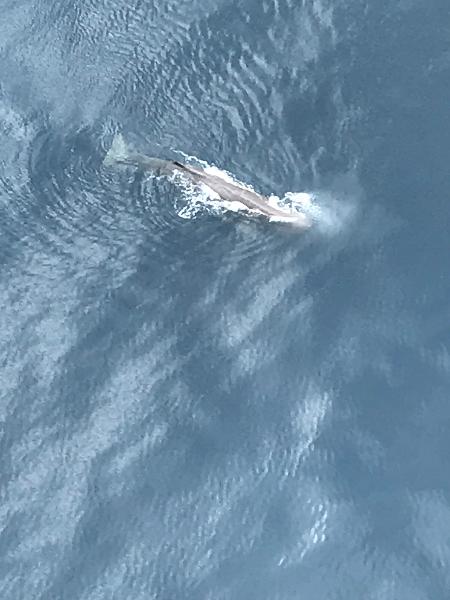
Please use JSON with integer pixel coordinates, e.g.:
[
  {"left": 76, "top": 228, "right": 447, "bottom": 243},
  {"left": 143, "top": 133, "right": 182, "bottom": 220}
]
[{"left": 104, "top": 134, "right": 311, "bottom": 227}]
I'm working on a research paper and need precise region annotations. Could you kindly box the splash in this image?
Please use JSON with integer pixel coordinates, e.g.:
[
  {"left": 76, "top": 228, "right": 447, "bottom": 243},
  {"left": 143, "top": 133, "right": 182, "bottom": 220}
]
[
  {"left": 282, "top": 190, "right": 357, "bottom": 235},
  {"left": 175, "top": 161, "right": 356, "bottom": 234}
]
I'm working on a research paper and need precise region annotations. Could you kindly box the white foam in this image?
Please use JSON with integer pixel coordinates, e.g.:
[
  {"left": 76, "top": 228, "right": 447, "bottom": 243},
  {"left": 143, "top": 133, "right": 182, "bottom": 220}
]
[
  {"left": 175, "top": 161, "right": 355, "bottom": 234},
  {"left": 268, "top": 214, "right": 311, "bottom": 227}
]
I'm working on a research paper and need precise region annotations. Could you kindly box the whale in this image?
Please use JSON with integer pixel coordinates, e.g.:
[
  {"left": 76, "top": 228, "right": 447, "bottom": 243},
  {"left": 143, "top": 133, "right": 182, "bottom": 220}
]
[{"left": 104, "top": 134, "right": 311, "bottom": 227}]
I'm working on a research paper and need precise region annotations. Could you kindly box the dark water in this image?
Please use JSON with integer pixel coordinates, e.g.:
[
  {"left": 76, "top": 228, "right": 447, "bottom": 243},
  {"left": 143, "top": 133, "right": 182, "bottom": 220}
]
[{"left": 1, "top": 0, "right": 450, "bottom": 598}]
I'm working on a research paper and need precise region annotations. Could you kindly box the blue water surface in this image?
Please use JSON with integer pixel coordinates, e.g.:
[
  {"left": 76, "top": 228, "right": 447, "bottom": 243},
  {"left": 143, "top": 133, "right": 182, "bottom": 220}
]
[{"left": 1, "top": 0, "right": 450, "bottom": 598}]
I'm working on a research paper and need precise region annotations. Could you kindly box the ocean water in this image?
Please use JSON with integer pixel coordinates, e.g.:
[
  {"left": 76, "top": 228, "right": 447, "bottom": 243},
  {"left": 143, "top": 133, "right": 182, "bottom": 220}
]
[{"left": 1, "top": 1, "right": 450, "bottom": 598}]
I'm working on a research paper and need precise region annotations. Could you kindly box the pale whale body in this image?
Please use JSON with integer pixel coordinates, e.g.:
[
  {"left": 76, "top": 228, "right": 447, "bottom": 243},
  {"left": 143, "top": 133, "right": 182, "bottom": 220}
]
[{"left": 104, "top": 134, "right": 311, "bottom": 227}]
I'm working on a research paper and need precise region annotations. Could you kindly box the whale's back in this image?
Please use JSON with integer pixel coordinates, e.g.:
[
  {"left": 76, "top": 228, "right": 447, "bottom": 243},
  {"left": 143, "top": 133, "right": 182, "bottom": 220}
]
[{"left": 172, "top": 163, "right": 278, "bottom": 215}]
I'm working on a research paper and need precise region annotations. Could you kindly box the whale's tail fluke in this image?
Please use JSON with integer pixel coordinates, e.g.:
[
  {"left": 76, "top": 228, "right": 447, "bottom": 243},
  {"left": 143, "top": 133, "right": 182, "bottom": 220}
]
[
  {"left": 103, "top": 133, "right": 130, "bottom": 166},
  {"left": 103, "top": 133, "right": 175, "bottom": 174}
]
